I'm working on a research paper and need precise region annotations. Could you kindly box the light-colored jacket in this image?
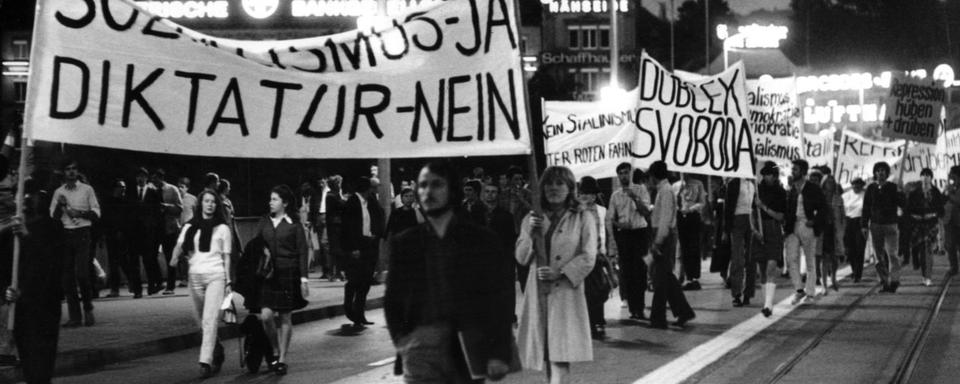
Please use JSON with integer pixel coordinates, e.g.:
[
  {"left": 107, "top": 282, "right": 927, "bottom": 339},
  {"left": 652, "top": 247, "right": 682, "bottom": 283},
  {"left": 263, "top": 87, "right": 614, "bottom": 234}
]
[{"left": 515, "top": 208, "right": 597, "bottom": 370}]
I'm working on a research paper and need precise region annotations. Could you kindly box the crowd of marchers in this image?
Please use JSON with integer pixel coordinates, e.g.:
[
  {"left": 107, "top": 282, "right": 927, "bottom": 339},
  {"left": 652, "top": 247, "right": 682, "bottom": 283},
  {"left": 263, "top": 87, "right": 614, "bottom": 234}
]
[{"left": 0, "top": 148, "right": 959, "bottom": 384}]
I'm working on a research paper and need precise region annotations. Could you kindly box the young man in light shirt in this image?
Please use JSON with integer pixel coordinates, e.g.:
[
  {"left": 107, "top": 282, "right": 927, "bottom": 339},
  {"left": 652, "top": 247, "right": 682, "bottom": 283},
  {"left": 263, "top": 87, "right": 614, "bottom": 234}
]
[
  {"left": 606, "top": 162, "right": 652, "bottom": 321},
  {"left": 842, "top": 178, "right": 867, "bottom": 282},
  {"left": 50, "top": 159, "right": 101, "bottom": 327}
]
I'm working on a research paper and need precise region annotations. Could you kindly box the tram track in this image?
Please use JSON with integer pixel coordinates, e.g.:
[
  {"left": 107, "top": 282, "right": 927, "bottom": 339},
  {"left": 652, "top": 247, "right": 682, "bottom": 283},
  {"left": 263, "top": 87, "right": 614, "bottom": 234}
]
[
  {"left": 763, "top": 272, "right": 953, "bottom": 384},
  {"left": 891, "top": 272, "right": 954, "bottom": 384}
]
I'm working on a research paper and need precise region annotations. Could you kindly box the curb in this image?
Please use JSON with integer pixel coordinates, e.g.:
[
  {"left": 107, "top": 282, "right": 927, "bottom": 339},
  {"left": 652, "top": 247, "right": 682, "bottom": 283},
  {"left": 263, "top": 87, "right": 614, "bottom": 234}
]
[{"left": 0, "top": 297, "right": 384, "bottom": 383}]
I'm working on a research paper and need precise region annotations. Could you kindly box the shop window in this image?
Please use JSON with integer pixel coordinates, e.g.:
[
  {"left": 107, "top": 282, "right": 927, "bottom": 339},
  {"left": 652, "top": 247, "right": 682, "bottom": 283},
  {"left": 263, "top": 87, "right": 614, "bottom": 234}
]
[
  {"left": 13, "top": 82, "right": 27, "bottom": 103},
  {"left": 567, "top": 25, "right": 610, "bottom": 50},
  {"left": 12, "top": 39, "right": 29, "bottom": 59}
]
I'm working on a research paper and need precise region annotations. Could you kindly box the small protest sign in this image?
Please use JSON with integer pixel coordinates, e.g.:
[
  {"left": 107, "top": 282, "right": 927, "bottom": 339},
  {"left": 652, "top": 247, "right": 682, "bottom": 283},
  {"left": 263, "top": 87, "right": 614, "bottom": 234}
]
[
  {"left": 882, "top": 75, "right": 945, "bottom": 144},
  {"left": 746, "top": 77, "right": 802, "bottom": 166}
]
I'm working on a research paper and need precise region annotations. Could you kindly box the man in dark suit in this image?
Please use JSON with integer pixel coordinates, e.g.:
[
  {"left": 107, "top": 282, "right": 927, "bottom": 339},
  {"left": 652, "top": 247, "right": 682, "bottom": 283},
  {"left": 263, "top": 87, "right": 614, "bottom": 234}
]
[
  {"left": 341, "top": 177, "right": 384, "bottom": 328},
  {"left": 127, "top": 167, "right": 164, "bottom": 297},
  {"left": 385, "top": 161, "right": 514, "bottom": 382},
  {"left": 784, "top": 159, "right": 827, "bottom": 305},
  {"left": 479, "top": 182, "right": 516, "bottom": 261}
]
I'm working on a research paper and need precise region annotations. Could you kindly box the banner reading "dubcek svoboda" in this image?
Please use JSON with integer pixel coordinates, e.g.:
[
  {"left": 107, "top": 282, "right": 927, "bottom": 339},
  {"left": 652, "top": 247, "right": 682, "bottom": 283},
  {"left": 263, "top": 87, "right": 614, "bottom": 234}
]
[{"left": 25, "top": 0, "right": 530, "bottom": 158}]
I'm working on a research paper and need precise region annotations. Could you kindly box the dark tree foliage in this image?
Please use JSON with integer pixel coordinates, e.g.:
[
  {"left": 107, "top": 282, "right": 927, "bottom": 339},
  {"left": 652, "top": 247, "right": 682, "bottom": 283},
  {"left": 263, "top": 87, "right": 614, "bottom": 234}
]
[
  {"left": 672, "top": 0, "right": 735, "bottom": 72},
  {"left": 787, "top": 0, "right": 958, "bottom": 71}
]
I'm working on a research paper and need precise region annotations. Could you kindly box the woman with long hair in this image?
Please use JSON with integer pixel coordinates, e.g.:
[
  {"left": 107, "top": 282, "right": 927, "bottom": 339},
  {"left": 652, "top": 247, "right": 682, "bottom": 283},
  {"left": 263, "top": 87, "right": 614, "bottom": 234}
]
[
  {"left": 169, "top": 189, "right": 231, "bottom": 378},
  {"left": 516, "top": 166, "right": 596, "bottom": 384},
  {"left": 255, "top": 185, "right": 309, "bottom": 375}
]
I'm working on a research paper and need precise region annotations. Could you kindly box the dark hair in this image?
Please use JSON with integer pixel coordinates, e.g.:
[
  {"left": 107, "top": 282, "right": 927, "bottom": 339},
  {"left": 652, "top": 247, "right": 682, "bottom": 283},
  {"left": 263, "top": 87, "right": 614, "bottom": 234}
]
[
  {"left": 151, "top": 168, "right": 166, "bottom": 178},
  {"left": 61, "top": 158, "right": 79, "bottom": 171},
  {"left": 218, "top": 178, "right": 231, "bottom": 194},
  {"left": 920, "top": 168, "right": 934, "bottom": 178},
  {"left": 328, "top": 175, "right": 343, "bottom": 190},
  {"left": 792, "top": 159, "right": 809, "bottom": 175},
  {"left": 483, "top": 182, "right": 500, "bottom": 193},
  {"left": 539, "top": 166, "right": 578, "bottom": 210},
  {"left": 193, "top": 189, "right": 226, "bottom": 225},
  {"left": 205, "top": 172, "right": 220, "bottom": 187},
  {"left": 818, "top": 165, "right": 832, "bottom": 175},
  {"left": 136, "top": 166, "right": 149, "bottom": 177},
  {"left": 649, "top": 161, "right": 668, "bottom": 181},
  {"left": 616, "top": 162, "right": 632, "bottom": 173},
  {"left": 421, "top": 160, "right": 461, "bottom": 209},
  {"left": 632, "top": 168, "right": 647, "bottom": 184},
  {"left": 400, "top": 187, "right": 414, "bottom": 196},
  {"left": 579, "top": 176, "right": 600, "bottom": 195},
  {"left": 851, "top": 178, "right": 866, "bottom": 186},
  {"left": 506, "top": 165, "right": 524, "bottom": 180},
  {"left": 873, "top": 161, "right": 891, "bottom": 175},
  {"left": 270, "top": 184, "right": 297, "bottom": 219},
  {"left": 464, "top": 179, "right": 482, "bottom": 193},
  {"left": 178, "top": 176, "right": 190, "bottom": 186},
  {"left": 951, "top": 165, "right": 960, "bottom": 178},
  {"left": 356, "top": 177, "right": 372, "bottom": 193},
  {"left": 760, "top": 161, "right": 779, "bottom": 176}
]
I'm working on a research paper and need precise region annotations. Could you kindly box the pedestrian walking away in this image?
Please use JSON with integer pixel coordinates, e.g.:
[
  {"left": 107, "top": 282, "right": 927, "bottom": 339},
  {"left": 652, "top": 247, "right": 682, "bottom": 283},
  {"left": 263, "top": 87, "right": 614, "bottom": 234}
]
[{"left": 647, "top": 161, "right": 695, "bottom": 329}]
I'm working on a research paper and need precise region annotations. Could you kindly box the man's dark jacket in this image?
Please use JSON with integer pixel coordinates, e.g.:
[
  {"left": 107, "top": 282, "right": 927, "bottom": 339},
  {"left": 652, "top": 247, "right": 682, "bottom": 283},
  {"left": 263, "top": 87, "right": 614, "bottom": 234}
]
[
  {"left": 341, "top": 194, "right": 385, "bottom": 253},
  {"left": 384, "top": 215, "right": 515, "bottom": 369},
  {"left": 785, "top": 180, "right": 827, "bottom": 236}
]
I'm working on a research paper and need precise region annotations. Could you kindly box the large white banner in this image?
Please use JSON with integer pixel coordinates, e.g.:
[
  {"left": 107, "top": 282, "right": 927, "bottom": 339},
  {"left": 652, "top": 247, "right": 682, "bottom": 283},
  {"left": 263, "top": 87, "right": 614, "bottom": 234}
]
[
  {"left": 835, "top": 130, "right": 905, "bottom": 187},
  {"left": 747, "top": 77, "right": 802, "bottom": 166},
  {"left": 634, "top": 52, "right": 755, "bottom": 178},
  {"left": 543, "top": 92, "right": 639, "bottom": 179},
  {"left": 25, "top": 0, "right": 530, "bottom": 158}
]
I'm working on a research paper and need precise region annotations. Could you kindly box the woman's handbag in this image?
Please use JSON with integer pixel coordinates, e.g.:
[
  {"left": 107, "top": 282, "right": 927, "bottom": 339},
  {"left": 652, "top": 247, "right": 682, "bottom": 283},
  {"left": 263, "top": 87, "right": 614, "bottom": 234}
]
[{"left": 585, "top": 253, "right": 618, "bottom": 297}]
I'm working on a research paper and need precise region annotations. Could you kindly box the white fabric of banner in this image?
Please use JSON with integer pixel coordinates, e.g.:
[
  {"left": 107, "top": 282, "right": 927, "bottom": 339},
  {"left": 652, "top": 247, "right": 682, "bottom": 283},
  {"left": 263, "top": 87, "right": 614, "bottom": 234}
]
[
  {"left": 746, "top": 77, "right": 802, "bottom": 167},
  {"left": 634, "top": 52, "right": 756, "bottom": 178},
  {"left": 542, "top": 91, "right": 640, "bottom": 179},
  {"left": 25, "top": 0, "right": 530, "bottom": 158}
]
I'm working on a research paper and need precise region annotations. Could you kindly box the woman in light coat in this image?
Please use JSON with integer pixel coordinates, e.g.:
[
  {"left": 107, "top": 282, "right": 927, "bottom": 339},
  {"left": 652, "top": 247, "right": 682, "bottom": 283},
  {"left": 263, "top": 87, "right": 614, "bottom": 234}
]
[
  {"left": 516, "top": 166, "right": 597, "bottom": 384},
  {"left": 169, "top": 189, "right": 232, "bottom": 378}
]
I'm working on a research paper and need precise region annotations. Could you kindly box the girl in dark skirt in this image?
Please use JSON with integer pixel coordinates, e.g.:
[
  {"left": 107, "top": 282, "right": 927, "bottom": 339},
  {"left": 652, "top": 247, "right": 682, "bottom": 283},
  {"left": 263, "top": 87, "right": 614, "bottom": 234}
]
[
  {"left": 754, "top": 162, "right": 787, "bottom": 318},
  {"left": 255, "top": 185, "right": 309, "bottom": 375}
]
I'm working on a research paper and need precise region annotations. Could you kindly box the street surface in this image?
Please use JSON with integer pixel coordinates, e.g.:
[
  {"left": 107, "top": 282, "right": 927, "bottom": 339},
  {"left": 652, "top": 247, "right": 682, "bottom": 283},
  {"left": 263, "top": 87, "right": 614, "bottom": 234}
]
[{"left": 48, "top": 258, "right": 960, "bottom": 384}]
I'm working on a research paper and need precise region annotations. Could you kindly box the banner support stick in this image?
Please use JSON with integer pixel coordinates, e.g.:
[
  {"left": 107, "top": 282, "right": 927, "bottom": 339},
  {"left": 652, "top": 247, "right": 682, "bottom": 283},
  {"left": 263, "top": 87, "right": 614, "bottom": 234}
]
[{"left": 898, "top": 140, "right": 910, "bottom": 187}]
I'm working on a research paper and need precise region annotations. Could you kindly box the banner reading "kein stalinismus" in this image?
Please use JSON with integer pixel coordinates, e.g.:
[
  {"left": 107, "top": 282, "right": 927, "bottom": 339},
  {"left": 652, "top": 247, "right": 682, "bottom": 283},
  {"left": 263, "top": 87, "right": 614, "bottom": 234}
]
[{"left": 25, "top": 0, "right": 530, "bottom": 158}]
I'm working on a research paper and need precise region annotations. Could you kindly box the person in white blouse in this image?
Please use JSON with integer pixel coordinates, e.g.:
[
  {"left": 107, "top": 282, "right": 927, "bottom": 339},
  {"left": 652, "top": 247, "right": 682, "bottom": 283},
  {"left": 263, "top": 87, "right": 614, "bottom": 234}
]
[{"left": 170, "top": 189, "right": 232, "bottom": 378}]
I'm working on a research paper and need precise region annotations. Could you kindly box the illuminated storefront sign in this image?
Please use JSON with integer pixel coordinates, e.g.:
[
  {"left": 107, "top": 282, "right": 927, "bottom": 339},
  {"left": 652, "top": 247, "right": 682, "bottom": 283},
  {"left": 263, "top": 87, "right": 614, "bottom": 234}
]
[
  {"left": 796, "top": 65, "right": 955, "bottom": 94},
  {"left": 292, "top": 0, "right": 442, "bottom": 17},
  {"left": 540, "top": 51, "right": 639, "bottom": 65},
  {"left": 717, "top": 24, "right": 788, "bottom": 49},
  {"left": 242, "top": 0, "right": 279, "bottom": 19},
  {"left": 542, "top": 0, "right": 629, "bottom": 14},
  {"left": 802, "top": 98, "right": 884, "bottom": 126},
  {"left": 136, "top": 1, "right": 229, "bottom": 19}
]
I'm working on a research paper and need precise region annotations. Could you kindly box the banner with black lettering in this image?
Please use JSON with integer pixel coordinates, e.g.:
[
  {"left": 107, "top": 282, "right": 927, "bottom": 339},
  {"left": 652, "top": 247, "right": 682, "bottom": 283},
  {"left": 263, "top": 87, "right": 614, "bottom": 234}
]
[
  {"left": 542, "top": 94, "right": 639, "bottom": 179},
  {"left": 804, "top": 132, "right": 834, "bottom": 168},
  {"left": 901, "top": 129, "right": 960, "bottom": 189},
  {"left": 835, "top": 130, "right": 905, "bottom": 188},
  {"left": 634, "top": 52, "right": 755, "bottom": 178},
  {"left": 882, "top": 75, "right": 945, "bottom": 144},
  {"left": 746, "top": 77, "right": 802, "bottom": 166},
  {"left": 25, "top": 0, "right": 530, "bottom": 158}
]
